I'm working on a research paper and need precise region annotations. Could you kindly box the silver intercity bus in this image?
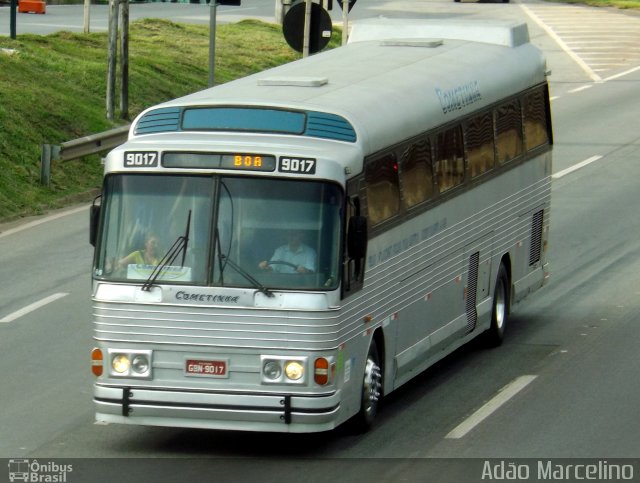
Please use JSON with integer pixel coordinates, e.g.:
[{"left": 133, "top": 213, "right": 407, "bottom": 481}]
[{"left": 89, "top": 19, "right": 553, "bottom": 433}]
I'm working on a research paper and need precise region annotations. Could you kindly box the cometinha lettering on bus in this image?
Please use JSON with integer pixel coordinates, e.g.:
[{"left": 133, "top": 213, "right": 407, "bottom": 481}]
[
  {"left": 435, "top": 80, "right": 482, "bottom": 114},
  {"left": 175, "top": 291, "right": 241, "bottom": 304}
]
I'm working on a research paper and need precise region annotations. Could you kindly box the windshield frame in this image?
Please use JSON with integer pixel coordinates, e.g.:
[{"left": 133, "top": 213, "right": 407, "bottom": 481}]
[{"left": 93, "top": 172, "right": 344, "bottom": 292}]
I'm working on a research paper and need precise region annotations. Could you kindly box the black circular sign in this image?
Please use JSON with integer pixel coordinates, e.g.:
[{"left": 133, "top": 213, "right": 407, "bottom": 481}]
[
  {"left": 337, "top": 0, "right": 356, "bottom": 12},
  {"left": 283, "top": 3, "right": 333, "bottom": 54}
]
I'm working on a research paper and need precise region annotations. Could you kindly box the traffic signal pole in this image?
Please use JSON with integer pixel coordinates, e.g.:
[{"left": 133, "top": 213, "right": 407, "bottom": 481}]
[
  {"left": 341, "top": 0, "right": 348, "bottom": 45},
  {"left": 302, "top": 0, "right": 312, "bottom": 57}
]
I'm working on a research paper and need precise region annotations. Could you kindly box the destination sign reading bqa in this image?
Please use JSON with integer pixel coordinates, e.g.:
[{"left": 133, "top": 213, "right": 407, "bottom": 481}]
[{"left": 161, "top": 152, "right": 276, "bottom": 171}]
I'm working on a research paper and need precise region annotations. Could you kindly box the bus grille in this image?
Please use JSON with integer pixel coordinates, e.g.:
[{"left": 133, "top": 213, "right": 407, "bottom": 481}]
[
  {"left": 93, "top": 304, "right": 343, "bottom": 351},
  {"left": 529, "top": 209, "right": 544, "bottom": 265},
  {"left": 465, "top": 251, "right": 479, "bottom": 333}
]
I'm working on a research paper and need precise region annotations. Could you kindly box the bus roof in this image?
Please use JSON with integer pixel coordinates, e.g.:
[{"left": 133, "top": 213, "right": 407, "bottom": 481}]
[{"left": 131, "top": 20, "right": 547, "bottom": 158}]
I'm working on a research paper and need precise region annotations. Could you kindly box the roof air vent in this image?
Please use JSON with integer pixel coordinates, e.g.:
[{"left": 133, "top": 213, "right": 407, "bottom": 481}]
[
  {"left": 380, "top": 39, "right": 443, "bottom": 48},
  {"left": 258, "top": 77, "right": 329, "bottom": 87}
]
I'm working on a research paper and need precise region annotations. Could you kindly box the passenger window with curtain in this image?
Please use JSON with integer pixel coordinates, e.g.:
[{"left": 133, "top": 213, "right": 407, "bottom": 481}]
[
  {"left": 495, "top": 100, "right": 524, "bottom": 164},
  {"left": 524, "top": 88, "right": 549, "bottom": 150},
  {"left": 435, "top": 126, "right": 465, "bottom": 193},
  {"left": 466, "top": 112, "right": 495, "bottom": 178},
  {"left": 399, "top": 139, "right": 433, "bottom": 208},
  {"left": 365, "top": 154, "right": 400, "bottom": 225}
]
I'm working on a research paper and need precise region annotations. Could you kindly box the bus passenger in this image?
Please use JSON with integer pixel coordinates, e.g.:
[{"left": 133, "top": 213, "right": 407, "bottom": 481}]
[
  {"left": 258, "top": 230, "right": 316, "bottom": 274},
  {"left": 118, "top": 233, "right": 161, "bottom": 269}
]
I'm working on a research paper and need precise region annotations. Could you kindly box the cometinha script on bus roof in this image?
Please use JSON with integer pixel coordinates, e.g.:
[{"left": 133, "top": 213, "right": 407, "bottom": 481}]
[{"left": 435, "top": 80, "right": 483, "bottom": 114}]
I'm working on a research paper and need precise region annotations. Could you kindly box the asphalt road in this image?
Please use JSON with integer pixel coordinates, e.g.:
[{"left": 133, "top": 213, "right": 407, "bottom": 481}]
[
  {"left": 1, "top": 1, "right": 640, "bottom": 482},
  {"left": 2, "top": 0, "right": 460, "bottom": 36}
]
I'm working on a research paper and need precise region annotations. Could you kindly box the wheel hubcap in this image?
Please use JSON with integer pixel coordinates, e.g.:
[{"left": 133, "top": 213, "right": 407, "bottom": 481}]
[
  {"left": 363, "top": 357, "right": 382, "bottom": 418},
  {"left": 495, "top": 280, "right": 506, "bottom": 330}
]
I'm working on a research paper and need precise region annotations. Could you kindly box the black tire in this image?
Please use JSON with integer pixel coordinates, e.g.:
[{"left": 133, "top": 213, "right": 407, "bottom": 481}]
[
  {"left": 485, "top": 263, "right": 510, "bottom": 347},
  {"left": 352, "top": 340, "right": 383, "bottom": 432}
]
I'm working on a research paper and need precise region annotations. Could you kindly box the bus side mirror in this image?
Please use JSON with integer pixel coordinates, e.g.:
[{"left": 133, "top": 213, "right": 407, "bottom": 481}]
[
  {"left": 347, "top": 215, "right": 367, "bottom": 260},
  {"left": 342, "top": 215, "right": 367, "bottom": 296},
  {"left": 89, "top": 200, "right": 101, "bottom": 247}
]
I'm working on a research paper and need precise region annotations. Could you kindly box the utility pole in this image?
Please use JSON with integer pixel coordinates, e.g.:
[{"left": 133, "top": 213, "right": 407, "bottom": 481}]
[
  {"left": 106, "top": 0, "right": 130, "bottom": 120},
  {"left": 83, "top": 0, "right": 91, "bottom": 34},
  {"left": 119, "top": 0, "right": 129, "bottom": 119},
  {"left": 106, "top": 0, "right": 119, "bottom": 120},
  {"left": 9, "top": 0, "right": 17, "bottom": 39},
  {"left": 209, "top": 1, "right": 218, "bottom": 87},
  {"left": 208, "top": 1, "right": 241, "bottom": 87}
]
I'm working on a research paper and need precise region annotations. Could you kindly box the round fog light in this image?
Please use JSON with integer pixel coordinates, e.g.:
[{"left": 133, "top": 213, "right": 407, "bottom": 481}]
[
  {"left": 132, "top": 355, "right": 149, "bottom": 374},
  {"left": 263, "top": 361, "right": 282, "bottom": 380},
  {"left": 112, "top": 354, "right": 130, "bottom": 374},
  {"left": 284, "top": 361, "right": 304, "bottom": 381}
]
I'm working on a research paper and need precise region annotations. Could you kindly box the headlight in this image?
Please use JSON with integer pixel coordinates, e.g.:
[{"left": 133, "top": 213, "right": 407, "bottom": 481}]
[
  {"left": 263, "top": 361, "right": 282, "bottom": 380},
  {"left": 112, "top": 354, "right": 130, "bottom": 374},
  {"left": 132, "top": 355, "right": 150, "bottom": 375},
  {"left": 108, "top": 349, "right": 153, "bottom": 379},
  {"left": 284, "top": 361, "right": 304, "bottom": 381},
  {"left": 261, "top": 356, "right": 307, "bottom": 385}
]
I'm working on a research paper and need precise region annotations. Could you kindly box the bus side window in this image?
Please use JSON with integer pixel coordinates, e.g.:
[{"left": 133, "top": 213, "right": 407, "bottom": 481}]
[
  {"left": 435, "top": 125, "right": 465, "bottom": 193},
  {"left": 524, "top": 88, "right": 549, "bottom": 150},
  {"left": 495, "top": 99, "right": 524, "bottom": 164},
  {"left": 466, "top": 112, "right": 495, "bottom": 178},
  {"left": 365, "top": 154, "right": 400, "bottom": 225},
  {"left": 400, "top": 138, "right": 433, "bottom": 208}
]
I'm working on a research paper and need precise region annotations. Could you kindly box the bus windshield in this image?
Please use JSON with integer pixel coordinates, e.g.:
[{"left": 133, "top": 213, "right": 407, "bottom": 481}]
[{"left": 94, "top": 174, "right": 343, "bottom": 291}]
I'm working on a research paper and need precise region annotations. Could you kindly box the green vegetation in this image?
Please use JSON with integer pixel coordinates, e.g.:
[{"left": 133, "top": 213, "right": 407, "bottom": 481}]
[
  {"left": 0, "top": 0, "right": 637, "bottom": 223},
  {"left": 0, "top": 19, "right": 340, "bottom": 222}
]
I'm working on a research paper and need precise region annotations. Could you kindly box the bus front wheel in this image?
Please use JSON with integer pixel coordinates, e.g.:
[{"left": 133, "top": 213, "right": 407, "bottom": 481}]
[{"left": 353, "top": 340, "right": 383, "bottom": 432}]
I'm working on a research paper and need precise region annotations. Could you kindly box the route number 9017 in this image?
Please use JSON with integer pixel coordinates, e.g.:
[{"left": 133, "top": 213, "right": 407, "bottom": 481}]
[
  {"left": 279, "top": 157, "right": 316, "bottom": 174},
  {"left": 124, "top": 151, "right": 159, "bottom": 167}
]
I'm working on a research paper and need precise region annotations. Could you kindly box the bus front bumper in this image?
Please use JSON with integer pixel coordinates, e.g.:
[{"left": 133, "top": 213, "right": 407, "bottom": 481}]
[{"left": 94, "top": 384, "right": 342, "bottom": 433}]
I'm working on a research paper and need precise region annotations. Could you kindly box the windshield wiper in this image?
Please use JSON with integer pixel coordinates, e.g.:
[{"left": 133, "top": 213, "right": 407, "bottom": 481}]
[
  {"left": 220, "top": 254, "right": 274, "bottom": 298},
  {"left": 141, "top": 210, "right": 191, "bottom": 292}
]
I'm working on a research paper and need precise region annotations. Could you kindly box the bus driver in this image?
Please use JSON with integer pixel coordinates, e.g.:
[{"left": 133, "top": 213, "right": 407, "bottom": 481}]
[{"left": 258, "top": 230, "right": 316, "bottom": 274}]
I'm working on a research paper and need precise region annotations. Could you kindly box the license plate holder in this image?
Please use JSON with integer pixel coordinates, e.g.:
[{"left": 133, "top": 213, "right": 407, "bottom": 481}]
[{"left": 185, "top": 358, "right": 228, "bottom": 378}]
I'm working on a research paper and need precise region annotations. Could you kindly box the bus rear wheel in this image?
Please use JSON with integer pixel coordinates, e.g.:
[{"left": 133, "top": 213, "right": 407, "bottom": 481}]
[
  {"left": 485, "top": 263, "right": 510, "bottom": 347},
  {"left": 353, "top": 340, "right": 383, "bottom": 432}
]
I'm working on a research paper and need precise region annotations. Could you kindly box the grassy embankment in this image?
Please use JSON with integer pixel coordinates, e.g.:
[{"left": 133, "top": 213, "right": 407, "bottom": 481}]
[
  {"left": 0, "top": 1, "right": 638, "bottom": 223},
  {"left": 0, "top": 19, "right": 340, "bottom": 223}
]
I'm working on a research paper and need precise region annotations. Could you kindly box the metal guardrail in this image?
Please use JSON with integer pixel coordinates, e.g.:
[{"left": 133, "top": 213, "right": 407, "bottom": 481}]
[{"left": 40, "top": 124, "right": 131, "bottom": 185}]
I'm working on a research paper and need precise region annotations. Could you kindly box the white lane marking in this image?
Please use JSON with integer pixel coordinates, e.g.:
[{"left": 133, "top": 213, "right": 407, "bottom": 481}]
[
  {"left": 445, "top": 375, "right": 537, "bottom": 439},
  {"left": 552, "top": 155, "right": 603, "bottom": 180},
  {"left": 0, "top": 293, "right": 69, "bottom": 323},
  {"left": 603, "top": 65, "right": 640, "bottom": 82},
  {"left": 568, "top": 85, "right": 593, "bottom": 94},
  {"left": 518, "top": 3, "right": 602, "bottom": 82},
  {"left": 0, "top": 205, "right": 88, "bottom": 240}
]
